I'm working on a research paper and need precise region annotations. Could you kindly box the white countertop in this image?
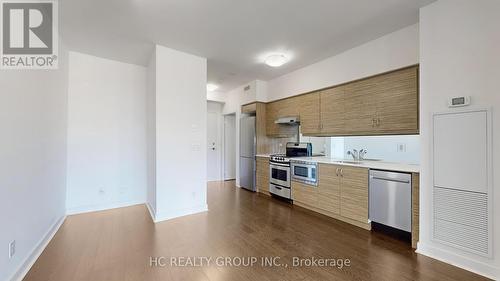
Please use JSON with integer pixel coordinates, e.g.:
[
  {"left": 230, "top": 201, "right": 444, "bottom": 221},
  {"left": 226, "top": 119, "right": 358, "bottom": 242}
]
[{"left": 256, "top": 154, "right": 419, "bottom": 173}]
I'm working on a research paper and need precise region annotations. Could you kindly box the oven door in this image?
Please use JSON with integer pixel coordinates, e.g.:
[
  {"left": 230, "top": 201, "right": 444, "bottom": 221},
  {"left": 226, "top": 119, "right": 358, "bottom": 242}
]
[{"left": 269, "top": 163, "right": 290, "bottom": 187}]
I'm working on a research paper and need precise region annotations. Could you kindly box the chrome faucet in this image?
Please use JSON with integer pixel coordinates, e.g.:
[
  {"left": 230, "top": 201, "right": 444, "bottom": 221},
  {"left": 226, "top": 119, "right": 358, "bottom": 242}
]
[
  {"left": 347, "top": 149, "right": 358, "bottom": 160},
  {"left": 347, "top": 149, "right": 367, "bottom": 161},
  {"left": 359, "top": 149, "right": 368, "bottom": 160}
]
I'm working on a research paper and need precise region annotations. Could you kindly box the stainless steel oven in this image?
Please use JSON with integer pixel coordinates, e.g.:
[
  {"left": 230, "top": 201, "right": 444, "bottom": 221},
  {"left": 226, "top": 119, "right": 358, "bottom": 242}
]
[
  {"left": 269, "top": 161, "right": 290, "bottom": 187},
  {"left": 291, "top": 160, "right": 318, "bottom": 186}
]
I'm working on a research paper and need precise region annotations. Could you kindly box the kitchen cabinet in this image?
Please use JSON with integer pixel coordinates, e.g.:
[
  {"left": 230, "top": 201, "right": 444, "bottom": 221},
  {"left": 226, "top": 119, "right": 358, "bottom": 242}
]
[
  {"left": 241, "top": 102, "right": 257, "bottom": 113},
  {"left": 264, "top": 66, "right": 418, "bottom": 138},
  {"left": 317, "top": 164, "right": 341, "bottom": 215},
  {"left": 256, "top": 157, "right": 269, "bottom": 195},
  {"left": 343, "top": 66, "right": 418, "bottom": 135},
  {"left": 344, "top": 77, "right": 379, "bottom": 135},
  {"left": 318, "top": 86, "right": 346, "bottom": 135},
  {"left": 373, "top": 67, "right": 418, "bottom": 134},
  {"left": 298, "top": 92, "right": 321, "bottom": 135},
  {"left": 265, "top": 99, "right": 299, "bottom": 137},
  {"left": 292, "top": 181, "right": 318, "bottom": 207},
  {"left": 292, "top": 163, "right": 368, "bottom": 227},
  {"left": 411, "top": 172, "right": 419, "bottom": 249},
  {"left": 340, "top": 166, "right": 369, "bottom": 223}
]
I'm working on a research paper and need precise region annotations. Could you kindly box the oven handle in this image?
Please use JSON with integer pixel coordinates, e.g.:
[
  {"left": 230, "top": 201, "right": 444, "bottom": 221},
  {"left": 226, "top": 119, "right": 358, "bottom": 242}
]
[{"left": 270, "top": 162, "right": 290, "bottom": 168}]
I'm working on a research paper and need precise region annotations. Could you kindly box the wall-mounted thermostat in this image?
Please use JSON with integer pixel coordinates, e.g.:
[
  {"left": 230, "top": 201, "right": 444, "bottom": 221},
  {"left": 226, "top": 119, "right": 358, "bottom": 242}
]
[{"left": 448, "top": 96, "right": 471, "bottom": 107}]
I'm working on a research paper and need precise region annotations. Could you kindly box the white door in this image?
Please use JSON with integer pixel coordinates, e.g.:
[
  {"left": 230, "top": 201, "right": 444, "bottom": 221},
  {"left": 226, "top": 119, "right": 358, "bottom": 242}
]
[
  {"left": 224, "top": 114, "right": 236, "bottom": 180},
  {"left": 207, "top": 112, "right": 221, "bottom": 181}
]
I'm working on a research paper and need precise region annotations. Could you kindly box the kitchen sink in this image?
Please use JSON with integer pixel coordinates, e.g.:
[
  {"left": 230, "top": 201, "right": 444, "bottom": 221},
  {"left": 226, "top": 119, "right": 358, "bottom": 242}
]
[
  {"left": 333, "top": 159, "right": 382, "bottom": 165},
  {"left": 334, "top": 160, "right": 364, "bottom": 164}
]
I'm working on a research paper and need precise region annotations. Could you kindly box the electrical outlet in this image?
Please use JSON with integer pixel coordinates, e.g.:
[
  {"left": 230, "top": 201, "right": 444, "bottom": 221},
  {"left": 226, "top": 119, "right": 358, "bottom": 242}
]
[
  {"left": 9, "top": 240, "right": 15, "bottom": 259},
  {"left": 397, "top": 143, "right": 406, "bottom": 153}
]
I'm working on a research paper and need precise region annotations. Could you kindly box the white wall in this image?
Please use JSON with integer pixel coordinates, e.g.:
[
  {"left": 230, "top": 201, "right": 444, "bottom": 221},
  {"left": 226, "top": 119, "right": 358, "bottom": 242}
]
[
  {"left": 0, "top": 45, "right": 68, "bottom": 281},
  {"left": 66, "top": 52, "right": 147, "bottom": 214},
  {"left": 266, "top": 24, "right": 419, "bottom": 101},
  {"left": 223, "top": 114, "right": 236, "bottom": 180},
  {"left": 206, "top": 91, "right": 226, "bottom": 103},
  {"left": 153, "top": 45, "right": 208, "bottom": 221},
  {"left": 342, "top": 135, "right": 420, "bottom": 164},
  {"left": 418, "top": 0, "right": 500, "bottom": 279},
  {"left": 146, "top": 49, "right": 157, "bottom": 216}
]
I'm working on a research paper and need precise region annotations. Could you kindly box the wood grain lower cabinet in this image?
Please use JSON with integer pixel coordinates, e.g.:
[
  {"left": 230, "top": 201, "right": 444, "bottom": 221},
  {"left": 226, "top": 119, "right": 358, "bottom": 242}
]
[
  {"left": 317, "top": 164, "right": 341, "bottom": 215},
  {"left": 292, "top": 181, "right": 318, "bottom": 206},
  {"left": 411, "top": 173, "right": 420, "bottom": 249},
  {"left": 340, "top": 166, "right": 369, "bottom": 223},
  {"left": 256, "top": 157, "right": 269, "bottom": 195},
  {"left": 293, "top": 164, "right": 369, "bottom": 229}
]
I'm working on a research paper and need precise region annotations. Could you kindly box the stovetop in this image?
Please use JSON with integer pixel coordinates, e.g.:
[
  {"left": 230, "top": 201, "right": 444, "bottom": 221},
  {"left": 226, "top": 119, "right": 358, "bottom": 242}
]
[{"left": 269, "top": 154, "right": 289, "bottom": 163}]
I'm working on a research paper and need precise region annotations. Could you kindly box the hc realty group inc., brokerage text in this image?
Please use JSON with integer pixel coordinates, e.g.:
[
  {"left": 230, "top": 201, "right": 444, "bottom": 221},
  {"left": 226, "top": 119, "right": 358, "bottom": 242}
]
[{"left": 150, "top": 256, "right": 351, "bottom": 269}]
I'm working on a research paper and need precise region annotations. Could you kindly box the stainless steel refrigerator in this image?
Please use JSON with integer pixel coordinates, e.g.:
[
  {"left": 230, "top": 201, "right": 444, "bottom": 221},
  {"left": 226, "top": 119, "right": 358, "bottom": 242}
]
[{"left": 239, "top": 116, "right": 256, "bottom": 191}]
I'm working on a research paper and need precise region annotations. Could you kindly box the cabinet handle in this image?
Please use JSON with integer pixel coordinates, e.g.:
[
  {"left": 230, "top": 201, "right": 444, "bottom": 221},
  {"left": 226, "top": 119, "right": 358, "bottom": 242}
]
[
  {"left": 335, "top": 168, "right": 339, "bottom": 177},
  {"left": 340, "top": 169, "right": 344, "bottom": 177},
  {"left": 377, "top": 118, "right": 381, "bottom": 127},
  {"left": 372, "top": 118, "right": 375, "bottom": 127}
]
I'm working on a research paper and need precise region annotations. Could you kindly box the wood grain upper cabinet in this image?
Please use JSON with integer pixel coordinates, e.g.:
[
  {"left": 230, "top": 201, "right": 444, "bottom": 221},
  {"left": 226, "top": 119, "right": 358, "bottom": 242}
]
[
  {"left": 241, "top": 103, "right": 257, "bottom": 114},
  {"left": 340, "top": 166, "right": 369, "bottom": 223},
  {"left": 266, "top": 98, "right": 300, "bottom": 137},
  {"left": 298, "top": 92, "right": 321, "bottom": 135},
  {"left": 373, "top": 67, "right": 418, "bottom": 134},
  {"left": 317, "top": 164, "right": 341, "bottom": 215},
  {"left": 344, "top": 77, "right": 379, "bottom": 135},
  {"left": 320, "top": 86, "right": 345, "bottom": 135},
  {"left": 265, "top": 101, "right": 279, "bottom": 136},
  {"left": 343, "top": 66, "right": 419, "bottom": 135}
]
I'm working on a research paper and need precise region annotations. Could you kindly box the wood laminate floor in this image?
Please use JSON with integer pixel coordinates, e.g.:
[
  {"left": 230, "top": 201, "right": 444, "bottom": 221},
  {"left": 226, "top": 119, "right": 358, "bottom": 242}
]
[{"left": 24, "top": 181, "right": 490, "bottom": 281}]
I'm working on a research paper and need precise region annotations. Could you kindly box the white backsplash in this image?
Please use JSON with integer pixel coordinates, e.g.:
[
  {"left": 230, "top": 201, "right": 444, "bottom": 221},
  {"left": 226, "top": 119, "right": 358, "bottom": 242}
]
[
  {"left": 342, "top": 135, "right": 419, "bottom": 164},
  {"left": 297, "top": 133, "right": 419, "bottom": 164}
]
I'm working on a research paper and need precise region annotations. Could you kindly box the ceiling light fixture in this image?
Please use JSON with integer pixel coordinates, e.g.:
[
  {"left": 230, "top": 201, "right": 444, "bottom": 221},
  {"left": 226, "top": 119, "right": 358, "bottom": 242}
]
[
  {"left": 207, "top": 83, "right": 218, "bottom": 92},
  {"left": 264, "top": 54, "right": 289, "bottom": 67}
]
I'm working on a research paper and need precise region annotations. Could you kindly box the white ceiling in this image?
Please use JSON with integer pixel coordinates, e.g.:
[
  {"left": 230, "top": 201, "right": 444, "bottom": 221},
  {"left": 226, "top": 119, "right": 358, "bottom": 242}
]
[{"left": 60, "top": 0, "right": 434, "bottom": 92}]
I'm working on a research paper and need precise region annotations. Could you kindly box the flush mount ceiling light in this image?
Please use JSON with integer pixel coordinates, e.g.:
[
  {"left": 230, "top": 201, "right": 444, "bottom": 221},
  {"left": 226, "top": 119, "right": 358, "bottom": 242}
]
[
  {"left": 207, "top": 83, "right": 218, "bottom": 92},
  {"left": 264, "top": 54, "right": 289, "bottom": 67}
]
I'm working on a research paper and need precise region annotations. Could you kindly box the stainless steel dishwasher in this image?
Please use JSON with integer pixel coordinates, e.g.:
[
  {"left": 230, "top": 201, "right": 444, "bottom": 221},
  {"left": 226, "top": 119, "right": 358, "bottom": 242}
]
[{"left": 369, "top": 170, "right": 412, "bottom": 232}]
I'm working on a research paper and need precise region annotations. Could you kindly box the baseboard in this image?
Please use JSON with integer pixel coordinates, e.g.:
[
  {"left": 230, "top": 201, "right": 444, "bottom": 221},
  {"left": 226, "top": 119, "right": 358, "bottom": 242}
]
[
  {"left": 9, "top": 215, "right": 66, "bottom": 281},
  {"left": 146, "top": 202, "right": 156, "bottom": 222},
  {"left": 66, "top": 200, "right": 145, "bottom": 215},
  {"left": 154, "top": 204, "right": 208, "bottom": 223},
  {"left": 416, "top": 242, "right": 499, "bottom": 280}
]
